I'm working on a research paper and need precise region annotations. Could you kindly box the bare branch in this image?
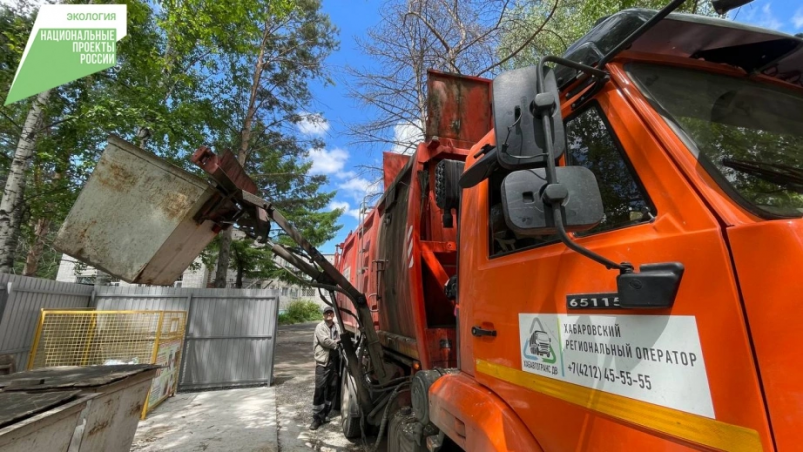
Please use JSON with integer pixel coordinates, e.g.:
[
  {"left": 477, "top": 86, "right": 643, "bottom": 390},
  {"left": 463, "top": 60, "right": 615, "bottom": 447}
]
[{"left": 477, "top": 0, "right": 559, "bottom": 76}]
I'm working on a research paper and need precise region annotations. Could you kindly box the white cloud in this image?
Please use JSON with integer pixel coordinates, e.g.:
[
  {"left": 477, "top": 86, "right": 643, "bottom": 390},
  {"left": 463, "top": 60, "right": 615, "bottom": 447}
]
[
  {"left": 296, "top": 112, "right": 330, "bottom": 136},
  {"left": 307, "top": 148, "right": 348, "bottom": 175},
  {"left": 391, "top": 121, "right": 424, "bottom": 154},
  {"left": 329, "top": 201, "right": 361, "bottom": 220},
  {"left": 757, "top": 4, "right": 782, "bottom": 30},
  {"left": 338, "top": 177, "right": 382, "bottom": 202},
  {"left": 340, "top": 177, "right": 373, "bottom": 193},
  {"left": 793, "top": 7, "right": 803, "bottom": 29}
]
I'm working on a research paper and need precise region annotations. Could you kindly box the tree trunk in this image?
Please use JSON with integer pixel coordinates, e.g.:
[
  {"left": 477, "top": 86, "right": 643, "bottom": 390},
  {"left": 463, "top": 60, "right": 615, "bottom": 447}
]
[
  {"left": 235, "top": 262, "right": 244, "bottom": 288},
  {"left": 23, "top": 217, "right": 50, "bottom": 276},
  {"left": 214, "top": 16, "right": 271, "bottom": 286},
  {"left": 214, "top": 228, "right": 232, "bottom": 287},
  {"left": 0, "top": 90, "right": 50, "bottom": 273}
]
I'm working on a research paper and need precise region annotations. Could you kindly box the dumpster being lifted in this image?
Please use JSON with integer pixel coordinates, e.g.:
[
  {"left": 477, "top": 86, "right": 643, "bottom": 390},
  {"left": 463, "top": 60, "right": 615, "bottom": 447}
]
[{"left": 54, "top": 136, "right": 221, "bottom": 285}]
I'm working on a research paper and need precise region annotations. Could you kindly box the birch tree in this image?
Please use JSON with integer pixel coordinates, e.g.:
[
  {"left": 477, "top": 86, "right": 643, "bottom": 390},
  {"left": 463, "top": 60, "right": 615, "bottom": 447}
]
[
  {"left": 0, "top": 90, "right": 49, "bottom": 272},
  {"left": 0, "top": 0, "right": 338, "bottom": 280}
]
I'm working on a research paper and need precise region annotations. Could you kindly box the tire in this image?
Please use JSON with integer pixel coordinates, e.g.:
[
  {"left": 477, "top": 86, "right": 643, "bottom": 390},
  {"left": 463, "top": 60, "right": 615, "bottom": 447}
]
[{"left": 340, "top": 370, "right": 362, "bottom": 439}]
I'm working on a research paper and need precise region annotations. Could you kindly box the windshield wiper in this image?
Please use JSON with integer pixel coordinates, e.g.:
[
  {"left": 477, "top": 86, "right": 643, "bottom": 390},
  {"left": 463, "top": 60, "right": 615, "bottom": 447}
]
[{"left": 721, "top": 158, "right": 803, "bottom": 193}]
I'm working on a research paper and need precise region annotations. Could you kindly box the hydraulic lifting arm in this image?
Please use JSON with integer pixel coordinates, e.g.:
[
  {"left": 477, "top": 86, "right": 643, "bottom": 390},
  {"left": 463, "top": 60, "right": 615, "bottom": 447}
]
[{"left": 189, "top": 146, "right": 388, "bottom": 415}]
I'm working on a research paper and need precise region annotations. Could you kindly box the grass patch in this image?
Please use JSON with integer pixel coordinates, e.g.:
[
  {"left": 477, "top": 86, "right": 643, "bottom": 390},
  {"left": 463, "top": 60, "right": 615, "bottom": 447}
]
[{"left": 278, "top": 300, "right": 324, "bottom": 325}]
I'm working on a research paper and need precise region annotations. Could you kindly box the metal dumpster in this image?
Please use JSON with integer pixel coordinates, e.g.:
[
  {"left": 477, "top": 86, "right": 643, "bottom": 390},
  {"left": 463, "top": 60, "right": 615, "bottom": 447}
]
[
  {"left": 53, "top": 135, "right": 219, "bottom": 285},
  {"left": 0, "top": 364, "right": 158, "bottom": 452},
  {"left": 0, "top": 391, "right": 96, "bottom": 452}
]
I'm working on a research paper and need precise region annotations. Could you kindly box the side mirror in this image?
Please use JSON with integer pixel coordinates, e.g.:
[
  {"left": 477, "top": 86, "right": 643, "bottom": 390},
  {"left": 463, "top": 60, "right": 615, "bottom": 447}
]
[
  {"left": 492, "top": 67, "right": 565, "bottom": 170},
  {"left": 501, "top": 167, "right": 603, "bottom": 236},
  {"left": 491, "top": 56, "right": 683, "bottom": 309}
]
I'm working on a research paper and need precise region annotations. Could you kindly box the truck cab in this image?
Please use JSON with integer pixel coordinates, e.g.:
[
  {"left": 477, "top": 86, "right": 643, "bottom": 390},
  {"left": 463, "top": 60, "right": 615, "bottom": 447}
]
[
  {"left": 429, "top": 9, "right": 803, "bottom": 452},
  {"left": 59, "top": 4, "right": 801, "bottom": 450}
]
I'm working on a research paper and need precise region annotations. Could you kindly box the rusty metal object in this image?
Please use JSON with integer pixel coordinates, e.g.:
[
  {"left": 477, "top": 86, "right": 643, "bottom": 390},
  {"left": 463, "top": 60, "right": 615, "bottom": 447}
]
[
  {"left": 0, "top": 392, "right": 95, "bottom": 452},
  {"left": 0, "top": 365, "right": 158, "bottom": 452},
  {"left": 190, "top": 146, "right": 257, "bottom": 195},
  {"left": 191, "top": 157, "right": 270, "bottom": 240},
  {"left": 54, "top": 136, "right": 220, "bottom": 285},
  {"left": 426, "top": 69, "right": 493, "bottom": 149},
  {"left": 382, "top": 152, "right": 411, "bottom": 191}
]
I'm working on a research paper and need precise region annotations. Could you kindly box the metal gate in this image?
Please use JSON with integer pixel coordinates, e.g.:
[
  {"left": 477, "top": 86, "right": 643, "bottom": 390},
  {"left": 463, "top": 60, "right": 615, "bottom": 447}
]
[
  {"left": 94, "top": 287, "right": 279, "bottom": 391},
  {"left": 180, "top": 294, "right": 279, "bottom": 391}
]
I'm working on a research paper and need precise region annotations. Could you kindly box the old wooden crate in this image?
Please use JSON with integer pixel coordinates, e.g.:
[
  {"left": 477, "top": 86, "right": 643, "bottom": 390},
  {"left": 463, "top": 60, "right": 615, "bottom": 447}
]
[{"left": 54, "top": 136, "right": 218, "bottom": 285}]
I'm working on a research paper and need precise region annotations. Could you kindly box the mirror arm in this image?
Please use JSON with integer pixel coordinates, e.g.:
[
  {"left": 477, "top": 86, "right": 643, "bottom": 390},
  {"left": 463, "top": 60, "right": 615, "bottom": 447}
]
[
  {"left": 551, "top": 204, "right": 631, "bottom": 271},
  {"left": 536, "top": 57, "right": 631, "bottom": 274},
  {"left": 533, "top": 56, "right": 684, "bottom": 308},
  {"left": 540, "top": 55, "right": 612, "bottom": 111},
  {"left": 537, "top": 58, "right": 559, "bottom": 186}
]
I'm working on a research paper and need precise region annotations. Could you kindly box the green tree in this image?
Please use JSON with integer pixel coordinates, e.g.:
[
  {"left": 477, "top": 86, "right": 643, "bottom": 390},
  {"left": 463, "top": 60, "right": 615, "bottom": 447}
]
[
  {"left": 0, "top": 3, "right": 49, "bottom": 273},
  {"left": 0, "top": 0, "right": 173, "bottom": 276},
  {"left": 211, "top": 0, "right": 340, "bottom": 288},
  {"left": 0, "top": 0, "right": 341, "bottom": 281}
]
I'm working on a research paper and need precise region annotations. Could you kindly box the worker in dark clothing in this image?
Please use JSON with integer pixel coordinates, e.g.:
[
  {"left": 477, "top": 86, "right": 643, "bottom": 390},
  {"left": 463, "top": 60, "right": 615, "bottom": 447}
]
[{"left": 310, "top": 305, "right": 340, "bottom": 430}]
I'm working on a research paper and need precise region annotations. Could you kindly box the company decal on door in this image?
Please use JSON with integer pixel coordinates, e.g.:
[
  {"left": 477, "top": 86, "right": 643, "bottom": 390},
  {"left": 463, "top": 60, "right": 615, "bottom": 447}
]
[{"left": 519, "top": 314, "right": 714, "bottom": 418}]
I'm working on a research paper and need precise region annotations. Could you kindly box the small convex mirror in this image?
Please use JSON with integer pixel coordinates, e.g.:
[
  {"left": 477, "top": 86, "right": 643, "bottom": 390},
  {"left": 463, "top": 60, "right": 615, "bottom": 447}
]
[
  {"left": 501, "top": 167, "right": 604, "bottom": 236},
  {"left": 492, "top": 66, "right": 566, "bottom": 170}
]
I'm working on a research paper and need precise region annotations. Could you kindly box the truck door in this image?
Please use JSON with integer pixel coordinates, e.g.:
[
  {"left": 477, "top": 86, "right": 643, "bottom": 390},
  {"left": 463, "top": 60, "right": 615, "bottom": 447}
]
[{"left": 458, "top": 82, "right": 774, "bottom": 450}]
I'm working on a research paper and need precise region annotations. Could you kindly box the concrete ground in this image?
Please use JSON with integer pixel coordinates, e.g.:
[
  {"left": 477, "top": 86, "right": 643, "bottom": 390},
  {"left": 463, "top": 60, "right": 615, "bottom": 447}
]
[{"left": 131, "top": 322, "right": 377, "bottom": 452}]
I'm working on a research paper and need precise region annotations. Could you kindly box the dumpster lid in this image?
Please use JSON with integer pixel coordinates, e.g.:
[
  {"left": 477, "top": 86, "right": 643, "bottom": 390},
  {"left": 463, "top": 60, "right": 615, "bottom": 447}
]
[
  {"left": 0, "top": 390, "right": 81, "bottom": 428},
  {"left": 0, "top": 365, "right": 159, "bottom": 392}
]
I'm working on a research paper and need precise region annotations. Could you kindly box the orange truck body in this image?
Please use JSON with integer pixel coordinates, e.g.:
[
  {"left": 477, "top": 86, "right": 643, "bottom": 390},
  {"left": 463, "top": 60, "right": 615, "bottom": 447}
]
[{"left": 334, "top": 10, "right": 802, "bottom": 452}]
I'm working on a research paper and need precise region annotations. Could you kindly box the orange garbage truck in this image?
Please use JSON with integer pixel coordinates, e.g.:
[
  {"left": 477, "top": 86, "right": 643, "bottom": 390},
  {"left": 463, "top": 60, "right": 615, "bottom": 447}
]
[
  {"left": 56, "top": 0, "right": 803, "bottom": 450},
  {"left": 330, "top": 1, "right": 803, "bottom": 450}
]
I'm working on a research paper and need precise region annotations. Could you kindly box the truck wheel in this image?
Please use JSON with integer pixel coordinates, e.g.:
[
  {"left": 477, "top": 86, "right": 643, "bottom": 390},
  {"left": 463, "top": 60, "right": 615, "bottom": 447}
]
[{"left": 341, "top": 370, "right": 361, "bottom": 439}]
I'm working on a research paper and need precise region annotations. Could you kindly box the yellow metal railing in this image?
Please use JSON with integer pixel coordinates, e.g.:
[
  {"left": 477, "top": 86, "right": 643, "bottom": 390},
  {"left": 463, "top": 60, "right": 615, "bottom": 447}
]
[{"left": 28, "top": 309, "right": 187, "bottom": 418}]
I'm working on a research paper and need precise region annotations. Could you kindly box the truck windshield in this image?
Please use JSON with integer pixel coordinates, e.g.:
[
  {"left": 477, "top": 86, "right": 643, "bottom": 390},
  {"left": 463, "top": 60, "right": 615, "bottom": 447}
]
[{"left": 627, "top": 62, "right": 803, "bottom": 218}]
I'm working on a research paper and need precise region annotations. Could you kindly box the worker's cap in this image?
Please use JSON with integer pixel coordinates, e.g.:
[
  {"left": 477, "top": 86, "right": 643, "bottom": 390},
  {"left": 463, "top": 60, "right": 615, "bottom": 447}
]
[{"left": 322, "top": 305, "right": 335, "bottom": 314}]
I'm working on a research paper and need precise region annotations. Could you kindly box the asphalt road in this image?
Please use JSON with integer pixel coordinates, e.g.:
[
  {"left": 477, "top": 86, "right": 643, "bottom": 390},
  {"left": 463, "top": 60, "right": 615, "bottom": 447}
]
[
  {"left": 274, "top": 321, "right": 369, "bottom": 451},
  {"left": 131, "top": 321, "right": 381, "bottom": 452}
]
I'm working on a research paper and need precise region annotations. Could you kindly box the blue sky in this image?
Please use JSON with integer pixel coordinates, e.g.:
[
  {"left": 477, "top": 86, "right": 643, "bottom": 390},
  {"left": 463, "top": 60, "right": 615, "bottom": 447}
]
[{"left": 300, "top": 0, "right": 803, "bottom": 253}]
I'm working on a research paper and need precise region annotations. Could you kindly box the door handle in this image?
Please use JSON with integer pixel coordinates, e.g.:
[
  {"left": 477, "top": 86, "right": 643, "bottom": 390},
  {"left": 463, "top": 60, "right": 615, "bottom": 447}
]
[{"left": 471, "top": 326, "right": 497, "bottom": 337}]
